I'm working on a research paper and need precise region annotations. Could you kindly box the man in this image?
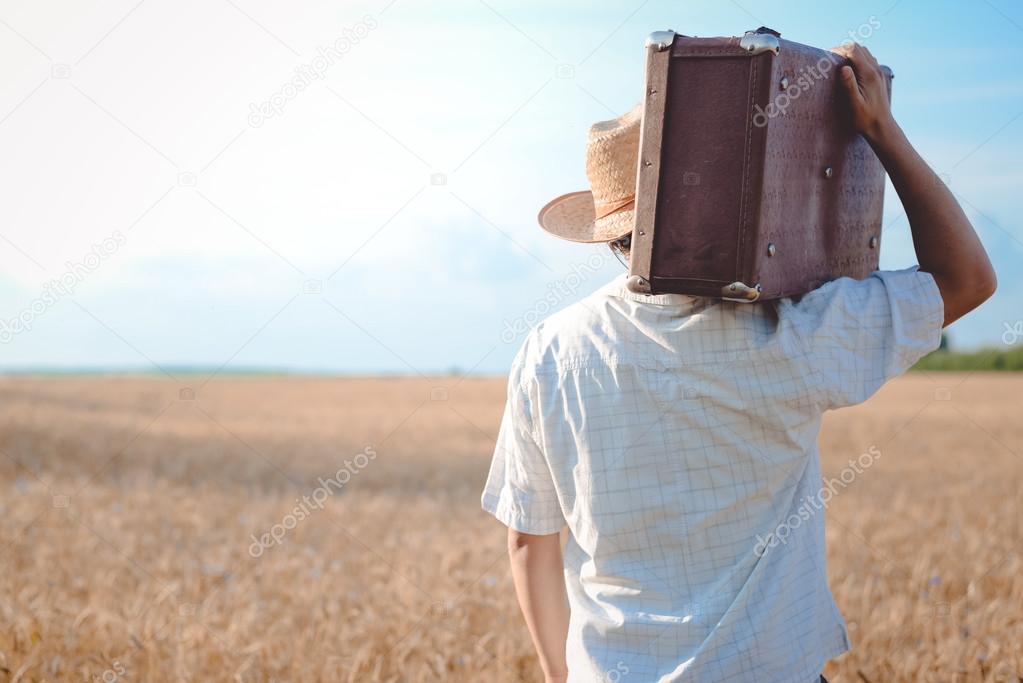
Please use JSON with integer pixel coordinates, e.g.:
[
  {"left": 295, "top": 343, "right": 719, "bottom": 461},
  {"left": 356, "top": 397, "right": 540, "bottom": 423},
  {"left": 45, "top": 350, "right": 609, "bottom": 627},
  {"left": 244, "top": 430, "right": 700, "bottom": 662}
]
[{"left": 481, "top": 43, "right": 996, "bottom": 682}]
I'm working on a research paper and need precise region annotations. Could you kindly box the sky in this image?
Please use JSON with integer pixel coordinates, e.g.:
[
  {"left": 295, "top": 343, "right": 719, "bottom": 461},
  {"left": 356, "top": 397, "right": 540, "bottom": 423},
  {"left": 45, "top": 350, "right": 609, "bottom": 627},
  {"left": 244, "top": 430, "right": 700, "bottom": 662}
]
[{"left": 0, "top": 0, "right": 1020, "bottom": 376}]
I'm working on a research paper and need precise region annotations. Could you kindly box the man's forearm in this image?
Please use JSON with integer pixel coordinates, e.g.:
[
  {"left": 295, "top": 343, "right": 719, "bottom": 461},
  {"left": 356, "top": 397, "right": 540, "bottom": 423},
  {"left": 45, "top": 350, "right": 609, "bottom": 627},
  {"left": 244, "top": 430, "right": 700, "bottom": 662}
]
[
  {"left": 508, "top": 529, "right": 570, "bottom": 682},
  {"left": 866, "top": 119, "right": 996, "bottom": 325}
]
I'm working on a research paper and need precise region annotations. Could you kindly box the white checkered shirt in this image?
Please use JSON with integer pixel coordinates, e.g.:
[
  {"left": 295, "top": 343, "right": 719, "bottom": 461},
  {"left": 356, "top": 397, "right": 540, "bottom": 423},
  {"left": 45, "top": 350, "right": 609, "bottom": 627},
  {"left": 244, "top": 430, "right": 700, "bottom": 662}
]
[{"left": 482, "top": 268, "right": 943, "bottom": 682}]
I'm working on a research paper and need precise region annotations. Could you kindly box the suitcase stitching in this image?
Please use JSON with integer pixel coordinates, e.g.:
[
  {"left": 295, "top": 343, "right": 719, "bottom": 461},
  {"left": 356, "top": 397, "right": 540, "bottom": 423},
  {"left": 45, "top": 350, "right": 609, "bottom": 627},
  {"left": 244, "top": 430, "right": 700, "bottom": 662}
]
[{"left": 739, "top": 54, "right": 759, "bottom": 290}]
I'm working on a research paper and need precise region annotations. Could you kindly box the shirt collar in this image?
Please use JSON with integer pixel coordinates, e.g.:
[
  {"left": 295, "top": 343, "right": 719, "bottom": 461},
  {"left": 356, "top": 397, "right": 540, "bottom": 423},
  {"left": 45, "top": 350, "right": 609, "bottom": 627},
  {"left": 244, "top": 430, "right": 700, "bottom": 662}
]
[{"left": 602, "top": 274, "right": 701, "bottom": 307}]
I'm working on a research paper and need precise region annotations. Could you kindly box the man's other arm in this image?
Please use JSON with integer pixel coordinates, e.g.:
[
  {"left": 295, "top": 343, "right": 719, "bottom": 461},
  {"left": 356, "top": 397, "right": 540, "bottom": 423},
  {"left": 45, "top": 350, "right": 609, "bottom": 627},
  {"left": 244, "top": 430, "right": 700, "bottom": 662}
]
[{"left": 508, "top": 529, "right": 569, "bottom": 683}]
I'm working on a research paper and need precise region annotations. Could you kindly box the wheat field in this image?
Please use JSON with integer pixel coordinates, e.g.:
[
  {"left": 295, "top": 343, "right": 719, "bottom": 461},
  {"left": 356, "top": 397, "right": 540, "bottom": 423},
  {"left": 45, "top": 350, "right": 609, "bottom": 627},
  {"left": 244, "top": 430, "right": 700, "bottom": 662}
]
[{"left": 0, "top": 373, "right": 1020, "bottom": 682}]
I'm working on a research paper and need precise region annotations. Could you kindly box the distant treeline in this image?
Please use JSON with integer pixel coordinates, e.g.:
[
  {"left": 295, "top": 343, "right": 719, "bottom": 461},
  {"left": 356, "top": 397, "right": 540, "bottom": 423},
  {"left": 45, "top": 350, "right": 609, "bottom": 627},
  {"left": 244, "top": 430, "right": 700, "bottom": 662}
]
[{"left": 913, "top": 343, "right": 1023, "bottom": 371}]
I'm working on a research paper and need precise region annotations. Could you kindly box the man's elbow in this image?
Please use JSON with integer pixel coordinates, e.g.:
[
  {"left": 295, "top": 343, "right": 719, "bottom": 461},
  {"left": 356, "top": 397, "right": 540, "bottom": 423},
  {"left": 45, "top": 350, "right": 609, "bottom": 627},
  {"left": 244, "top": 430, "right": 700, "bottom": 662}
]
[
  {"left": 977, "top": 264, "right": 998, "bottom": 303},
  {"left": 942, "top": 265, "right": 997, "bottom": 326},
  {"left": 963, "top": 262, "right": 997, "bottom": 311}
]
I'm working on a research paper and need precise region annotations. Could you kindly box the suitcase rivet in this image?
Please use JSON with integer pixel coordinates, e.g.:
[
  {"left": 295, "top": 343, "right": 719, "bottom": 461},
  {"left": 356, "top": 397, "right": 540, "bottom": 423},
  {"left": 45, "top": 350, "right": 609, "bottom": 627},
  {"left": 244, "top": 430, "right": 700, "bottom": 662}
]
[
  {"left": 869, "top": 236, "right": 879, "bottom": 249},
  {"left": 779, "top": 77, "right": 789, "bottom": 91},
  {"left": 823, "top": 166, "right": 834, "bottom": 179},
  {"left": 767, "top": 242, "right": 777, "bottom": 257}
]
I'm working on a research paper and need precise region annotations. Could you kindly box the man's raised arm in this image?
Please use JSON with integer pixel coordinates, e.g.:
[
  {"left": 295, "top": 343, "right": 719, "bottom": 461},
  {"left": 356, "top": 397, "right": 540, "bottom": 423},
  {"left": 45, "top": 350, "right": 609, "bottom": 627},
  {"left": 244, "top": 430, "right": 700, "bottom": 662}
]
[{"left": 834, "top": 42, "right": 997, "bottom": 326}]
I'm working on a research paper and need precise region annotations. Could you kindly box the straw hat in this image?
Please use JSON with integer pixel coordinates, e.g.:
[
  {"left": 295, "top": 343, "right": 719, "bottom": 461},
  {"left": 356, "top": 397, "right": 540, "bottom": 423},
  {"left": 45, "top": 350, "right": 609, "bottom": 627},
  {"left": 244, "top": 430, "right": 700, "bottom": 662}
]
[{"left": 537, "top": 103, "right": 641, "bottom": 243}]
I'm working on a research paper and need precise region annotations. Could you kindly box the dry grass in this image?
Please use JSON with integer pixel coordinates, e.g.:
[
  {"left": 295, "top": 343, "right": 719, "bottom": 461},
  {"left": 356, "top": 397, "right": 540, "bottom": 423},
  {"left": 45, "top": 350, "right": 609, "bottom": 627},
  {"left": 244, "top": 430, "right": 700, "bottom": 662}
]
[{"left": 0, "top": 374, "right": 1020, "bottom": 682}]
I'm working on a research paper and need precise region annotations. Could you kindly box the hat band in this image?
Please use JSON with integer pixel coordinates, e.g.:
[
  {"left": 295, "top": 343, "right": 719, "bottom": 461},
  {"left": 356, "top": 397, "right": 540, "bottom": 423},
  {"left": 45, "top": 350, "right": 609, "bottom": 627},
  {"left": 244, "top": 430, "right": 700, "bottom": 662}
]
[{"left": 593, "top": 195, "right": 635, "bottom": 220}]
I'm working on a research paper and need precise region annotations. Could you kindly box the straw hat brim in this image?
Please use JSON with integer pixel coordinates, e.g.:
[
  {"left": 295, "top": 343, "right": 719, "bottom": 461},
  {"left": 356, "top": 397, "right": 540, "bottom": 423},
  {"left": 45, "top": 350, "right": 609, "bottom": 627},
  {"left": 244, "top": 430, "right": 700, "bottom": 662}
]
[{"left": 537, "top": 190, "right": 634, "bottom": 244}]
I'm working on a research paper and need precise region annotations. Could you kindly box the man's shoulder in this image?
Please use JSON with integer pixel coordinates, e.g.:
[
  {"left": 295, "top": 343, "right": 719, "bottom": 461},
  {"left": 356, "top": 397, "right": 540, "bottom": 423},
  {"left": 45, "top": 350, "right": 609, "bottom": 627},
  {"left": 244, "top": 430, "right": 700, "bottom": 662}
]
[{"left": 511, "top": 281, "right": 621, "bottom": 380}]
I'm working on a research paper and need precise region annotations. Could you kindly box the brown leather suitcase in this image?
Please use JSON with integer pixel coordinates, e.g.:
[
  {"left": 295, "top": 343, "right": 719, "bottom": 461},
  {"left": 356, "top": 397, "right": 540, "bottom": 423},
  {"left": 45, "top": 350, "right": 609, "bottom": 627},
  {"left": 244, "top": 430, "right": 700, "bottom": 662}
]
[{"left": 627, "top": 27, "right": 893, "bottom": 301}]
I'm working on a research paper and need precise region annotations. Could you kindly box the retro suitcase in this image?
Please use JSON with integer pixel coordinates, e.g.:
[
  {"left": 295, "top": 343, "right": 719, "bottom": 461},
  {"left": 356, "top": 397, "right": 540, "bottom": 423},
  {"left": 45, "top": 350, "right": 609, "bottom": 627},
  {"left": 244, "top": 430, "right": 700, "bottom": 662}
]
[{"left": 627, "top": 27, "right": 893, "bottom": 301}]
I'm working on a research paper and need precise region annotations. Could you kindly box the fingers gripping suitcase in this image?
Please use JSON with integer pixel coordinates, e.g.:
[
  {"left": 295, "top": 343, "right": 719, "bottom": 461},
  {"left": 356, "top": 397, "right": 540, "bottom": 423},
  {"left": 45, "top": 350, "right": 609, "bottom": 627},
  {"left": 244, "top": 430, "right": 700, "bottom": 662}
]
[{"left": 627, "top": 27, "right": 893, "bottom": 301}]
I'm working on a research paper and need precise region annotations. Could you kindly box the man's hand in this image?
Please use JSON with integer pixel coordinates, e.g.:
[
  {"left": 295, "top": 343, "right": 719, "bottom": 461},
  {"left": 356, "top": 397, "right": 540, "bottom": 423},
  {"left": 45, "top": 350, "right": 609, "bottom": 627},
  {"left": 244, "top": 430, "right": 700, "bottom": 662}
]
[
  {"left": 831, "top": 42, "right": 894, "bottom": 144},
  {"left": 831, "top": 43, "right": 996, "bottom": 326}
]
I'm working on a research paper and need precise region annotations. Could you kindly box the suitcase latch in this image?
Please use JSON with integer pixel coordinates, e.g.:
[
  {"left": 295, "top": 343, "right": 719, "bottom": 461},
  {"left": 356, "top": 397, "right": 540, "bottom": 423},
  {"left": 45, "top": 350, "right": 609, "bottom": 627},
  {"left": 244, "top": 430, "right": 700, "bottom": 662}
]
[
  {"left": 740, "top": 29, "right": 780, "bottom": 55},
  {"left": 721, "top": 282, "right": 762, "bottom": 302}
]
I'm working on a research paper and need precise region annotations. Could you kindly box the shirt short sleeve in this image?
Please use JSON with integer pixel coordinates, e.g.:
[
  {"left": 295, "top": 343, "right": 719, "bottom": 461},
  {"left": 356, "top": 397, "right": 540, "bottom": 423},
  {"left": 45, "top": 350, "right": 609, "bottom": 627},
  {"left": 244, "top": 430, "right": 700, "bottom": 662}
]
[
  {"left": 787, "top": 267, "right": 945, "bottom": 410},
  {"left": 481, "top": 363, "right": 564, "bottom": 535}
]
